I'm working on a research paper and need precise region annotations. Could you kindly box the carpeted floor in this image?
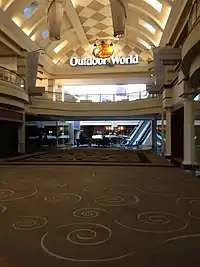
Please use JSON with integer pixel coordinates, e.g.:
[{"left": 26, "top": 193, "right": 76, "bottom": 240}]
[
  {"left": 0, "top": 149, "right": 200, "bottom": 267},
  {"left": 1, "top": 148, "right": 173, "bottom": 167},
  {"left": 5, "top": 149, "right": 150, "bottom": 163}
]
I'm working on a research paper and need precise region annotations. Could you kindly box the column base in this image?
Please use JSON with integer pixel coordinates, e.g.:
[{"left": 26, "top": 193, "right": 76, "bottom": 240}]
[
  {"left": 151, "top": 146, "right": 157, "bottom": 152},
  {"left": 19, "top": 143, "right": 26, "bottom": 154},
  {"left": 165, "top": 155, "right": 171, "bottom": 160},
  {"left": 182, "top": 162, "right": 198, "bottom": 170}
]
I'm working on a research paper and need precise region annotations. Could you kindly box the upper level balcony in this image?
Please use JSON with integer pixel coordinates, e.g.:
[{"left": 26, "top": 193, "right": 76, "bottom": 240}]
[
  {"left": 0, "top": 66, "right": 29, "bottom": 108},
  {"left": 29, "top": 90, "right": 162, "bottom": 119},
  {"left": 54, "top": 90, "right": 158, "bottom": 103},
  {"left": 182, "top": 0, "right": 200, "bottom": 88}
]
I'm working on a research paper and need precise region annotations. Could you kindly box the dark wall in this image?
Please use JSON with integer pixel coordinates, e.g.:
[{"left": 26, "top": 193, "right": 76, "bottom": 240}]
[
  {"left": 0, "top": 120, "right": 18, "bottom": 158},
  {"left": 195, "top": 126, "right": 200, "bottom": 146},
  {"left": 171, "top": 108, "right": 184, "bottom": 160}
]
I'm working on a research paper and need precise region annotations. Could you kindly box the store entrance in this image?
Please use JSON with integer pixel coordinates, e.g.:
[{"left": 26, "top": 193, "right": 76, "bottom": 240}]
[
  {"left": 171, "top": 107, "right": 184, "bottom": 163},
  {"left": 0, "top": 120, "right": 18, "bottom": 158}
]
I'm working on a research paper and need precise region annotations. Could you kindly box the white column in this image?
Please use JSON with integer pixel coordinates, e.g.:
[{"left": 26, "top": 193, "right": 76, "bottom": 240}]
[
  {"left": 57, "top": 85, "right": 63, "bottom": 101},
  {"left": 18, "top": 113, "right": 25, "bottom": 154},
  {"left": 69, "top": 122, "right": 74, "bottom": 145},
  {"left": 182, "top": 96, "right": 195, "bottom": 166},
  {"left": 17, "top": 52, "right": 28, "bottom": 92},
  {"left": 165, "top": 108, "right": 171, "bottom": 158},
  {"left": 151, "top": 119, "right": 157, "bottom": 152},
  {"left": 161, "top": 110, "right": 165, "bottom": 155},
  {"left": 56, "top": 121, "right": 59, "bottom": 147},
  {"left": 48, "top": 78, "right": 55, "bottom": 100}
]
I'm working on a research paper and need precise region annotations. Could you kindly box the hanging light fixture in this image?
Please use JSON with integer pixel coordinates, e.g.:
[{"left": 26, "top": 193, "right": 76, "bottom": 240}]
[
  {"left": 109, "top": 0, "right": 127, "bottom": 38},
  {"left": 47, "top": 0, "right": 65, "bottom": 41}
]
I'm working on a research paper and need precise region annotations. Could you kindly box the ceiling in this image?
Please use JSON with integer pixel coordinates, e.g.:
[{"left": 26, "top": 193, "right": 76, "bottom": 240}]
[{"left": 0, "top": 0, "right": 173, "bottom": 66}]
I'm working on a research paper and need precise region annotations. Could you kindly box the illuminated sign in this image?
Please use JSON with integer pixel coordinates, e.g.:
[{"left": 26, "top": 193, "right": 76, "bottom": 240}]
[
  {"left": 93, "top": 42, "right": 114, "bottom": 58},
  {"left": 69, "top": 55, "right": 139, "bottom": 67}
]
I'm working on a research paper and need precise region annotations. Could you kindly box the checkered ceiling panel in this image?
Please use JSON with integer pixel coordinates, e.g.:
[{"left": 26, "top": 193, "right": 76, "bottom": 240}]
[{"left": 75, "top": 0, "right": 113, "bottom": 41}]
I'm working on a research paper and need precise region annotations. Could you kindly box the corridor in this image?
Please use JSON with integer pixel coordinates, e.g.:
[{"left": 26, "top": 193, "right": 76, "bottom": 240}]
[{"left": 0, "top": 149, "right": 200, "bottom": 267}]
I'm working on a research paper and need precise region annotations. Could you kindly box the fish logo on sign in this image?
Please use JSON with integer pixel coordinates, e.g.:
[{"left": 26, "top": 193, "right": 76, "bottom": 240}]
[{"left": 93, "top": 41, "right": 114, "bottom": 59}]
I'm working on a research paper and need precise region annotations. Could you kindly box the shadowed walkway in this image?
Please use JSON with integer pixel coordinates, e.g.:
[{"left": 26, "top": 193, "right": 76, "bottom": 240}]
[{"left": 0, "top": 149, "right": 200, "bottom": 267}]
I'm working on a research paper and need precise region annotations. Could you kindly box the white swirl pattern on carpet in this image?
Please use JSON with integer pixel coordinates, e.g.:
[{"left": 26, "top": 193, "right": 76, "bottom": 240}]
[
  {"left": 115, "top": 212, "right": 188, "bottom": 233},
  {"left": 94, "top": 193, "right": 139, "bottom": 206},
  {"left": 44, "top": 193, "right": 82, "bottom": 203},
  {"left": 0, "top": 189, "right": 38, "bottom": 202},
  {"left": 13, "top": 216, "right": 47, "bottom": 230},
  {"left": 41, "top": 222, "right": 132, "bottom": 262},
  {"left": 73, "top": 208, "right": 112, "bottom": 218}
]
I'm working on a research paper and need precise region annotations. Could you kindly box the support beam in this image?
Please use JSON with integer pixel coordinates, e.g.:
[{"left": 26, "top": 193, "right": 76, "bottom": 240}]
[
  {"left": 128, "top": 3, "right": 164, "bottom": 30},
  {"left": 64, "top": 0, "right": 88, "bottom": 45},
  {"left": 182, "top": 96, "right": 196, "bottom": 168},
  {"left": 56, "top": 85, "right": 63, "bottom": 102},
  {"left": 18, "top": 112, "right": 26, "bottom": 154},
  {"left": 126, "top": 37, "right": 153, "bottom": 60},
  {"left": 126, "top": 25, "right": 157, "bottom": 47},
  {"left": 165, "top": 107, "right": 171, "bottom": 159},
  {"left": 151, "top": 118, "right": 157, "bottom": 152},
  {"left": 48, "top": 78, "right": 55, "bottom": 100},
  {"left": 161, "top": 110, "right": 165, "bottom": 155}
]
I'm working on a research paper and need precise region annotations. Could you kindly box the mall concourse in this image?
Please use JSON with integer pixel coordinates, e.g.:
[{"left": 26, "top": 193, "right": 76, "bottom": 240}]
[{"left": 0, "top": 0, "right": 200, "bottom": 267}]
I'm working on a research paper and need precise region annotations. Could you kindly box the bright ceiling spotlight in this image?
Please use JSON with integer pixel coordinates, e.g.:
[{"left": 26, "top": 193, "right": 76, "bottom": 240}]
[
  {"left": 109, "top": 0, "right": 127, "bottom": 39},
  {"left": 47, "top": 0, "right": 65, "bottom": 41}
]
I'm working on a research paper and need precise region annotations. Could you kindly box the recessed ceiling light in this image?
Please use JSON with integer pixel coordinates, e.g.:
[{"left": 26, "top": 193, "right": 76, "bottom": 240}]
[
  {"left": 42, "top": 29, "right": 49, "bottom": 40},
  {"left": 54, "top": 40, "right": 68, "bottom": 54},
  {"left": 23, "top": 1, "right": 38, "bottom": 19},
  {"left": 31, "top": 34, "right": 36, "bottom": 41},
  {"left": 71, "top": 0, "right": 76, "bottom": 7},
  {"left": 22, "top": 28, "right": 31, "bottom": 35},
  {"left": 12, "top": 17, "right": 22, "bottom": 27},
  {"left": 53, "top": 59, "right": 59, "bottom": 64},
  {"left": 143, "top": 0, "right": 162, "bottom": 13}
]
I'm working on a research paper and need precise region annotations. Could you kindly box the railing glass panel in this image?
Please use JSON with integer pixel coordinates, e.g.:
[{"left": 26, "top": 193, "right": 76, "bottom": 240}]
[
  {"left": 39, "top": 90, "right": 159, "bottom": 103},
  {"left": 0, "top": 66, "right": 25, "bottom": 88}
]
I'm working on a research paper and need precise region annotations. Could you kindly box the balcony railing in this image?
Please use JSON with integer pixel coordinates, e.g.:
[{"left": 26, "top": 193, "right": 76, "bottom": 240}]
[
  {"left": 188, "top": 0, "right": 200, "bottom": 32},
  {"left": 0, "top": 66, "right": 25, "bottom": 88},
  {"left": 34, "top": 90, "right": 159, "bottom": 103}
]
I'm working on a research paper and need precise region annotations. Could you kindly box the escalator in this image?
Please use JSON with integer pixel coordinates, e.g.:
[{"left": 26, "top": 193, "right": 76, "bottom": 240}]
[
  {"left": 128, "top": 121, "right": 149, "bottom": 146},
  {"left": 156, "top": 131, "right": 163, "bottom": 146},
  {"left": 134, "top": 121, "right": 151, "bottom": 145},
  {"left": 138, "top": 125, "right": 151, "bottom": 145},
  {"left": 124, "top": 120, "right": 166, "bottom": 148},
  {"left": 124, "top": 121, "right": 143, "bottom": 145},
  {"left": 127, "top": 121, "right": 143, "bottom": 141}
]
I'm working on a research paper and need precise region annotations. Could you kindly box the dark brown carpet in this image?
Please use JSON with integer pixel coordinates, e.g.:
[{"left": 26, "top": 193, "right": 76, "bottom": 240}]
[{"left": 0, "top": 150, "right": 199, "bottom": 267}]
